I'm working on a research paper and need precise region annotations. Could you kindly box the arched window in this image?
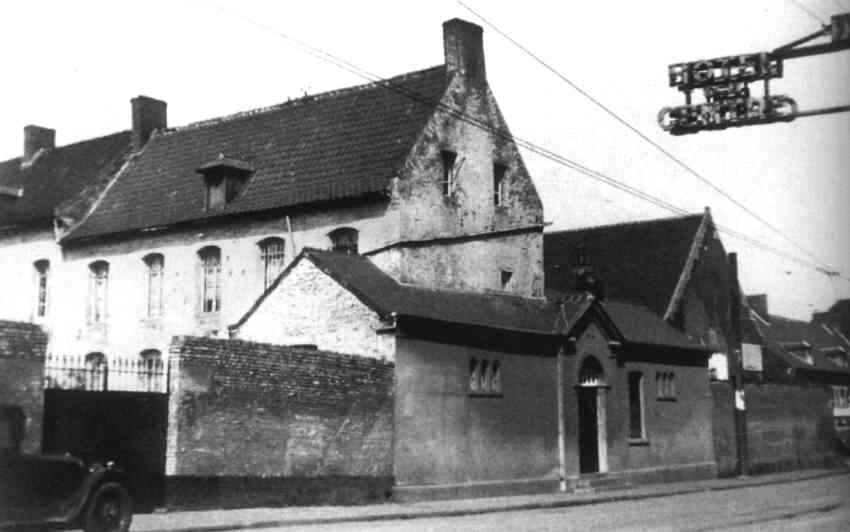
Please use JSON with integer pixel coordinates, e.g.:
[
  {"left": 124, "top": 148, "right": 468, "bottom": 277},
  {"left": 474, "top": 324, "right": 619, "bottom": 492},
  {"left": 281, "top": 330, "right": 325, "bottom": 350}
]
[
  {"left": 88, "top": 261, "right": 109, "bottom": 323},
  {"left": 198, "top": 246, "right": 221, "bottom": 313},
  {"left": 85, "top": 352, "right": 107, "bottom": 391},
  {"left": 143, "top": 253, "right": 164, "bottom": 318},
  {"left": 328, "top": 227, "right": 359, "bottom": 255},
  {"left": 258, "top": 237, "right": 286, "bottom": 289},
  {"left": 140, "top": 349, "right": 162, "bottom": 392},
  {"left": 33, "top": 259, "right": 49, "bottom": 318}
]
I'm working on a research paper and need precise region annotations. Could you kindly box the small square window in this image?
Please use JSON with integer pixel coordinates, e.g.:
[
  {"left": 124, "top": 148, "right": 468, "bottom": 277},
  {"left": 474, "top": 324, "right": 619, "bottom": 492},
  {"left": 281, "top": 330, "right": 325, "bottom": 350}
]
[{"left": 656, "top": 372, "right": 676, "bottom": 400}]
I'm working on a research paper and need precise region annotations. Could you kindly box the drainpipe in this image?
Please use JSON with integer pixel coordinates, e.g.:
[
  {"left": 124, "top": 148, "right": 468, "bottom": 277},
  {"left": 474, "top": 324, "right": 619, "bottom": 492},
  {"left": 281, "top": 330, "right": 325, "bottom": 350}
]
[{"left": 729, "top": 252, "right": 750, "bottom": 476}]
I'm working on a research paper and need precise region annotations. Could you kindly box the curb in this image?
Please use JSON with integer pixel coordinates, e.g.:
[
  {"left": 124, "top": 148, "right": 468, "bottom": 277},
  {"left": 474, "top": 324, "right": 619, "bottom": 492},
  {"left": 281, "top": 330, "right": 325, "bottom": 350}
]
[{"left": 141, "top": 469, "right": 849, "bottom": 532}]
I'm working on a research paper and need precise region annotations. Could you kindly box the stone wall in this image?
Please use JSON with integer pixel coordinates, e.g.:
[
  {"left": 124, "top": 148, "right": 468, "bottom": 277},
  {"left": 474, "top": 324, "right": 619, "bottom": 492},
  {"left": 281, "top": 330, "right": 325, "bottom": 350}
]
[
  {"left": 166, "top": 336, "right": 394, "bottom": 508},
  {"left": 0, "top": 320, "right": 47, "bottom": 452},
  {"left": 233, "top": 258, "right": 395, "bottom": 361},
  {"left": 712, "top": 382, "right": 840, "bottom": 475},
  {"left": 744, "top": 383, "right": 838, "bottom": 473}
]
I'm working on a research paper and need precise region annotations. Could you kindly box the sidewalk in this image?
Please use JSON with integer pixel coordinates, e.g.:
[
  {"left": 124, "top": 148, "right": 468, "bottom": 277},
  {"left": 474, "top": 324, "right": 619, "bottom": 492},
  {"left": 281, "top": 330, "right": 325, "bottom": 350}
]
[{"left": 132, "top": 468, "right": 848, "bottom": 532}]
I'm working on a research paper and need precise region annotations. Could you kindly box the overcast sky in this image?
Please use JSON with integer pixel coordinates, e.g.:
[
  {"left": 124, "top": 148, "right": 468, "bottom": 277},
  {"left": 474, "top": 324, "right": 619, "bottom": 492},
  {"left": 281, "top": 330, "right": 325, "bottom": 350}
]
[{"left": 1, "top": 0, "right": 848, "bottom": 320}]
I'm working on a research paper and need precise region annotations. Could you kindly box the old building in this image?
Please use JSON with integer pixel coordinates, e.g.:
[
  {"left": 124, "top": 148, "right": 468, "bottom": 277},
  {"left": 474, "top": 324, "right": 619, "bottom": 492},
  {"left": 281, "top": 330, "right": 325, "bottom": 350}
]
[
  {"left": 544, "top": 208, "right": 738, "bottom": 380},
  {"left": 0, "top": 113, "right": 148, "bottom": 329},
  {"left": 50, "top": 19, "right": 543, "bottom": 369},
  {"left": 744, "top": 294, "right": 850, "bottom": 436},
  {"left": 225, "top": 248, "right": 715, "bottom": 500},
  {"left": 2, "top": 17, "right": 720, "bottom": 505}
]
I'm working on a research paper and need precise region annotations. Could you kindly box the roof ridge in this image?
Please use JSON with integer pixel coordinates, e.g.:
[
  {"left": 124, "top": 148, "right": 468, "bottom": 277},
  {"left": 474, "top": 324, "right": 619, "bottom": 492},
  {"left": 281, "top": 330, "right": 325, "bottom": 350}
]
[
  {"left": 0, "top": 129, "right": 131, "bottom": 167},
  {"left": 546, "top": 212, "right": 703, "bottom": 236},
  {"left": 164, "top": 64, "right": 446, "bottom": 135}
]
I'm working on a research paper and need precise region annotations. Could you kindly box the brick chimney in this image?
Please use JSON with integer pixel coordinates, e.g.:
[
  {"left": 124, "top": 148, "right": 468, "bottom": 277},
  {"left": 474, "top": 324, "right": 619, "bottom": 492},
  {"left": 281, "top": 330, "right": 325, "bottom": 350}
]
[
  {"left": 747, "top": 294, "right": 768, "bottom": 320},
  {"left": 24, "top": 125, "right": 55, "bottom": 160},
  {"left": 131, "top": 95, "right": 167, "bottom": 151},
  {"left": 443, "top": 18, "right": 486, "bottom": 84}
]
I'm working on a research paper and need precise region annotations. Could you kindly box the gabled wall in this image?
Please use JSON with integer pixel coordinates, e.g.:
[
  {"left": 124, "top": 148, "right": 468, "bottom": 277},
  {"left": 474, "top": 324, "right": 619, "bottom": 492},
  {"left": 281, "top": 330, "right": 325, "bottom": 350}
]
[
  {"left": 234, "top": 257, "right": 395, "bottom": 361},
  {"left": 376, "top": 73, "right": 545, "bottom": 298}
]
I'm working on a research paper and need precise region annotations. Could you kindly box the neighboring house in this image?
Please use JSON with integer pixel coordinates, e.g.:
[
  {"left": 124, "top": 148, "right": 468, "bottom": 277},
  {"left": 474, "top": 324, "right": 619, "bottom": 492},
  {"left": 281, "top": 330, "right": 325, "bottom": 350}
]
[
  {"left": 814, "top": 299, "right": 850, "bottom": 339},
  {"left": 544, "top": 208, "right": 737, "bottom": 380},
  {"left": 744, "top": 294, "right": 850, "bottom": 434},
  {"left": 0, "top": 112, "right": 150, "bottom": 329},
  {"left": 229, "top": 248, "right": 715, "bottom": 495},
  {"left": 52, "top": 19, "right": 544, "bottom": 369}
]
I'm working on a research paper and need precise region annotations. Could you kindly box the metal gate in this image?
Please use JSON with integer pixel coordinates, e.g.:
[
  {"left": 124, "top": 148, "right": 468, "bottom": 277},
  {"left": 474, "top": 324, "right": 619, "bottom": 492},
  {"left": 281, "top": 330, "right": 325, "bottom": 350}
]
[{"left": 41, "top": 389, "right": 168, "bottom": 509}]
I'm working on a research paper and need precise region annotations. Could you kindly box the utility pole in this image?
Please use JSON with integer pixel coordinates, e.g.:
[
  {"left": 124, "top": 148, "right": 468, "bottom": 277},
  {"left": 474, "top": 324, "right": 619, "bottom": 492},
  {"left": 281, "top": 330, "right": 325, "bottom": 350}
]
[{"left": 728, "top": 252, "right": 749, "bottom": 476}]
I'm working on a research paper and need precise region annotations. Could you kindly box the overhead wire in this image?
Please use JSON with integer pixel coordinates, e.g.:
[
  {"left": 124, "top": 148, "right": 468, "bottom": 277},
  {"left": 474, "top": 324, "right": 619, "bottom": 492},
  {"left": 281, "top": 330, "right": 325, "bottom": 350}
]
[
  {"left": 456, "top": 0, "right": 839, "bottom": 275},
  {"left": 788, "top": 0, "right": 830, "bottom": 24},
  {"left": 207, "top": 3, "right": 848, "bottom": 283}
]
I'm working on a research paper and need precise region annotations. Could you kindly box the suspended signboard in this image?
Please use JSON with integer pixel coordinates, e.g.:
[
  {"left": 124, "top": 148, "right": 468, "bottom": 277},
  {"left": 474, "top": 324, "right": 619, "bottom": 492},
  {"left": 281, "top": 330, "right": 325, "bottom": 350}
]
[
  {"left": 668, "top": 53, "right": 782, "bottom": 90},
  {"left": 658, "top": 95, "right": 797, "bottom": 135}
]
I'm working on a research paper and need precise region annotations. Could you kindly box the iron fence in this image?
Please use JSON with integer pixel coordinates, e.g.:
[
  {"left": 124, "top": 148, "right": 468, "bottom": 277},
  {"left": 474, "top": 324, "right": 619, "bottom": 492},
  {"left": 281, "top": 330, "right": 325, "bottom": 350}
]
[{"left": 44, "top": 354, "right": 168, "bottom": 393}]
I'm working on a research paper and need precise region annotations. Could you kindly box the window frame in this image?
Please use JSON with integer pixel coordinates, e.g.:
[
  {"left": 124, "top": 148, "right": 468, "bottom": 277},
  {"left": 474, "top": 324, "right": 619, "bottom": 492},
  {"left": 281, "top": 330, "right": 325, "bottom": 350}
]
[
  {"left": 656, "top": 371, "right": 677, "bottom": 401},
  {"left": 627, "top": 371, "right": 646, "bottom": 442},
  {"left": 441, "top": 150, "right": 458, "bottom": 197},
  {"left": 33, "top": 259, "right": 50, "bottom": 318},
  {"left": 198, "top": 246, "right": 222, "bottom": 314},
  {"left": 469, "top": 357, "right": 502, "bottom": 397},
  {"left": 88, "top": 260, "right": 110, "bottom": 324},
  {"left": 143, "top": 253, "right": 165, "bottom": 319},
  {"left": 258, "top": 237, "right": 287, "bottom": 289},
  {"left": 328, "top": 227, "right": 359, "bottom": 255},
  {"left": 493, "top": 162, "right": 508, "bottom": 206}
]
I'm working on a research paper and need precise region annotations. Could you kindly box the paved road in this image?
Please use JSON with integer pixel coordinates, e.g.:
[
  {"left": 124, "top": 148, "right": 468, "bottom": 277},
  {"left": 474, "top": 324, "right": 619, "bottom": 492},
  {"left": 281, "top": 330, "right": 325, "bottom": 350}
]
[{"left": 263, "top": 475, "right": 850, "bottom": 531}]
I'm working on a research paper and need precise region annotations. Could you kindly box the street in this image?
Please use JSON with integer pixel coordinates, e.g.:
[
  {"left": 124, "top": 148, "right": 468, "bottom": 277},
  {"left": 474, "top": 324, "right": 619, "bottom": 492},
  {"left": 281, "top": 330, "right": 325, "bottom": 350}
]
[{"left": 263, "top": 475, "right": 850, "bottom": 532}]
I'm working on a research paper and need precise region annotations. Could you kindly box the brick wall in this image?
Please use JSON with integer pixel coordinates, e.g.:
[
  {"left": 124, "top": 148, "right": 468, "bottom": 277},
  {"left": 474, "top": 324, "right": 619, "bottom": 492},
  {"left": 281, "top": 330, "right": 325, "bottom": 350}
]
[
  {"left": 0, "top": 320, "right": 47, "bottom": 452},
  {"left": 166, "top": 336, "right": 394, "bottom": 508},
  {"left": 712, "top": 382, "right": 840, "bottom": 475}
]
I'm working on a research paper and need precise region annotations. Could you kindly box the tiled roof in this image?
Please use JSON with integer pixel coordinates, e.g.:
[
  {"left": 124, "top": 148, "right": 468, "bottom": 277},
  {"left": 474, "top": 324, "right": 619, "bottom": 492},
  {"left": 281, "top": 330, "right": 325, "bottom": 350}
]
[
  {"left": 544, "top": 213, "right": 704, "bottom": 317},
  {"left": 751, "top": 312, "right": 850, "bottom": 375},
  {"left": 235, "top": 248, "right": 711, "bottom": 356},
  {"left": 603, "top": 300, "right": 708, "bottom": 352},
  {"left": 0, "top": 131, "right": 132, "bottom": 230},
  {"left": 66, "top": 66, "right": 450, "bottom": 241},
  {"left": 301, "top": 249, "right": 562, "bottom": 335}
]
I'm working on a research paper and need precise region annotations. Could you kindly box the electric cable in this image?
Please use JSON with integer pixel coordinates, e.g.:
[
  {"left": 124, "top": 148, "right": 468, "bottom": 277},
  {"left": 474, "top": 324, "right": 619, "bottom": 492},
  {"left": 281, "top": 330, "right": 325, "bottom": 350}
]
[
  {"left": 208, "top": 3, "right": 848, "bottom": 283},
  {"left": 457, "top": 0, "right": 838, "bottom": 274}
]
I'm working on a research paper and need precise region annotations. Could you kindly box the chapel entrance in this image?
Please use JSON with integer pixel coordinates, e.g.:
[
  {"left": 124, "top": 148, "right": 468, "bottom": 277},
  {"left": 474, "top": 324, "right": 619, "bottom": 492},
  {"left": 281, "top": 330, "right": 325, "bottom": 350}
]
[{"left": 578, "top": 356, "right": 608, "bottom": 474}]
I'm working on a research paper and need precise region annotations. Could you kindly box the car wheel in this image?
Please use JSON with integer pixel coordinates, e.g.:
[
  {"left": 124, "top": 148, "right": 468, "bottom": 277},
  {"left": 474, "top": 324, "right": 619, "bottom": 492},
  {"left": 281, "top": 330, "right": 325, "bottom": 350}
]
[{"left": 83, "top": 482, "right": 132, "bottom": 532}]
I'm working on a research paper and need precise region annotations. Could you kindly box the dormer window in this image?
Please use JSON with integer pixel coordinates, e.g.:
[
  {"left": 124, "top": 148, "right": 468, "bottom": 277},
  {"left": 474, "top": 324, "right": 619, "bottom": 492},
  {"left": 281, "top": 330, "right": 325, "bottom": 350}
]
[
  {"left": 196, "top": 154, "right": 254, "bottom": 212},
  {"left": 782, "top": 341, "right": 813, "bottom": 365},
  {"left": 824, "top": 348, "right": 848, "bottom": 368}
]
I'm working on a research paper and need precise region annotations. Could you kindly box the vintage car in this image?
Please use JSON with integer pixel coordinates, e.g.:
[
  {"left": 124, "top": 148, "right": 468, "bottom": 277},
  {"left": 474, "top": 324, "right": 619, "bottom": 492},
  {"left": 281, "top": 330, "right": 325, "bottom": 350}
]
[{"left": 0, "top": 405, "right": 132, "bottom": 532}]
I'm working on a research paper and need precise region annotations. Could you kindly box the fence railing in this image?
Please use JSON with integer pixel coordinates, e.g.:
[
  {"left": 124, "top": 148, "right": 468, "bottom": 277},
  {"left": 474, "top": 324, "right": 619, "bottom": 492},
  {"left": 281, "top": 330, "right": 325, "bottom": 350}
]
[{"left": 44, "top": 354, "right": 168, "bottom": 393}]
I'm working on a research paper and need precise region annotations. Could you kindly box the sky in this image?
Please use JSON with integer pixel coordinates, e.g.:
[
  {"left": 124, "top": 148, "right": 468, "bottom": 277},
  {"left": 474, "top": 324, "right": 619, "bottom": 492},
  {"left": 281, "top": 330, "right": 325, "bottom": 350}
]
[{"left": 0, "top": 0, "right": 848, "bottom": 320}]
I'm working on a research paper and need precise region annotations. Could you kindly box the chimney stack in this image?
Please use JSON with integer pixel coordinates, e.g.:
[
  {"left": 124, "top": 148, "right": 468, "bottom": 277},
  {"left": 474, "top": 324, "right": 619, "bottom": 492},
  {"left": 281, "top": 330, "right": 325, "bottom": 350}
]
[
  {"left": 443, "top": 18, "right": 486, "bottom": 84},
  {"left": 131, "top": 95, "right": 167, "bottom": 151},
  {"left": 746, "top": 294, "right": 769, "bottom": 320},
  {"left": 24, "top": 125, "right": 55, "bottom": 160}
]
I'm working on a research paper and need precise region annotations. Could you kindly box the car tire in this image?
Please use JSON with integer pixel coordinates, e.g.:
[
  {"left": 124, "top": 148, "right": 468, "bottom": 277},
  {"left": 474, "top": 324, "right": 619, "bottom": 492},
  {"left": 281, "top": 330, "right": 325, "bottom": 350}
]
[{"left": 83, "top": 482, "right": 132, "bottom": 532}]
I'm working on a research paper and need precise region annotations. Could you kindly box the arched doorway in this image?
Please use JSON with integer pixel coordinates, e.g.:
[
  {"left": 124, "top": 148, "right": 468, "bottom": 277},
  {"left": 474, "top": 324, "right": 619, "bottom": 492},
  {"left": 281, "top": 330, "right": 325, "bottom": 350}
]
[{"left": 578, "top": 356, "right": 608, "bottom": 474}]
